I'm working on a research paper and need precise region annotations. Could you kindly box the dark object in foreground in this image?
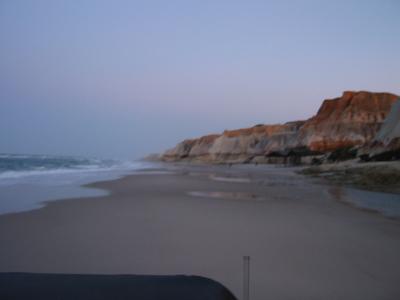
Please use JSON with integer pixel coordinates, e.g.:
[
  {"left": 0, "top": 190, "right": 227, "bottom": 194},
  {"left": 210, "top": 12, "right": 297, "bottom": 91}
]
[{"left": 0, "top": 273, "right": 237, "bottom": 300}]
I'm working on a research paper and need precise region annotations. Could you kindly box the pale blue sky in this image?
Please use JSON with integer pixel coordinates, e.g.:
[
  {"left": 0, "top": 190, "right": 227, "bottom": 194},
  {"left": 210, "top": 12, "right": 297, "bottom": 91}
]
[{"left": 1, "top": 0, "right": 399, "bottom": 158}]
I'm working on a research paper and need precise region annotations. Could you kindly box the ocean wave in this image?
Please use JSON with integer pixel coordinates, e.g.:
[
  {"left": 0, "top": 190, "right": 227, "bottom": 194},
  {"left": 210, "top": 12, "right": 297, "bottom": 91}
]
[{"left": 0, "top": 154, "right": 147, "bottom": 180}]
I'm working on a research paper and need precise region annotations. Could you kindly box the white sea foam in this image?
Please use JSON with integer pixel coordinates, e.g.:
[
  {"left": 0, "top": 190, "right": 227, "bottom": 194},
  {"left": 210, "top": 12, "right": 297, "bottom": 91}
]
[
  {"left": 0, "top": 154, "right": 154, "bottom": 183},
  {"left": 0, "top": 162, "right": 148, "bottom": 179},
  {"left": 0, "top": 155, "right": 162, "bottom": 215}
]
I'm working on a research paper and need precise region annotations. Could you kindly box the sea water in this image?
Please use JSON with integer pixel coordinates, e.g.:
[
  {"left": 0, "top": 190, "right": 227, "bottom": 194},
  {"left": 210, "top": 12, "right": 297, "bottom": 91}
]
[{"left": 0, "top": 153, "right": 155, "bottom": 215}]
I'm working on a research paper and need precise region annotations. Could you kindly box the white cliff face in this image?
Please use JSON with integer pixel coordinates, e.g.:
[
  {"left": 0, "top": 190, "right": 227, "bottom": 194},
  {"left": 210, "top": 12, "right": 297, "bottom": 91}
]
[
  {"left": 207, "top": 124, "right": 303, "bottom": 162},
  {"left": 209, "top": 134, "right": 259, "bottom": 156},
  {"left": 163, "top": 139, "right": 195, "bottom": 160},
  {"left": 188, "top": 135, "right": 220, "bottom": 158},
  {"left": 262, "top": 121, "right": 305, "bottom": 154},
  {"left": 207, "top": 133, "right": 262, "bottom": 163},
  {"left": 189, "top": 142, "right": 213, "bottom": 157},
  {"left": 374, "top": 100, "right": 400, "bottom": 146},
  {"left": 365, "top": 99, "right": 400, "bottom": 159}
]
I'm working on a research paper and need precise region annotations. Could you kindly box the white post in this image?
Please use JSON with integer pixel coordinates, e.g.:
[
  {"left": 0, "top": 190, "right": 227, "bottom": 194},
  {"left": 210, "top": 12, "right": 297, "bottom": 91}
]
[{"left": 243, "top": 256, "right": 250, "bottom": 300}]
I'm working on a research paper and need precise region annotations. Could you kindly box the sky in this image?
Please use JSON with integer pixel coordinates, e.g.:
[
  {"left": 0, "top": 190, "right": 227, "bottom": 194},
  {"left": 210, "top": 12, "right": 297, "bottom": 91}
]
[{"left": 1, "top": 0, "right": 399, "bottom": 159}]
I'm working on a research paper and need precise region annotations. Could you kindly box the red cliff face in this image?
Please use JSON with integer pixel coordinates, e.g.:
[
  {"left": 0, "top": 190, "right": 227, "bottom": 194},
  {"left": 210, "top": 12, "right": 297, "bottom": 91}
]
[
  {"left": 297, "top": 91, "right": 398, "bottom": 152},
  {"left": 222, "top": 124, "right": 287, "bottom": 138}
]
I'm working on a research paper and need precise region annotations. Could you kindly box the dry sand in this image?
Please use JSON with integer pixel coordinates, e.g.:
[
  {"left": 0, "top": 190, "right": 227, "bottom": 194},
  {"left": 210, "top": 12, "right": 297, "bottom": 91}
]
[{"left": 0, "top": 164, "right": 400, "bottom": 300}]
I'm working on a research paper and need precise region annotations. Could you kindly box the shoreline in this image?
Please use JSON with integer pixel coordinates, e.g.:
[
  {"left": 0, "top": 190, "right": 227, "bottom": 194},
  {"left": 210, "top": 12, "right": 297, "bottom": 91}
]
[
  {"left": 1, "top": 164, "right": 400, "bottom": 299},
  {"left": 0, "top": 162, "right": 161, "bottom": 216},
  {"left": 1, "top": 161, "right": 399, "bottom": 221}
]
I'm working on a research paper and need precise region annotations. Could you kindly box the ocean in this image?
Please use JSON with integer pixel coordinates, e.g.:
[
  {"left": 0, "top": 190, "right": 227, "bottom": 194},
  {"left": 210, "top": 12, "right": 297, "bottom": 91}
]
[{"left": 0, "top": 153, "right": 155, "bottom": 215}]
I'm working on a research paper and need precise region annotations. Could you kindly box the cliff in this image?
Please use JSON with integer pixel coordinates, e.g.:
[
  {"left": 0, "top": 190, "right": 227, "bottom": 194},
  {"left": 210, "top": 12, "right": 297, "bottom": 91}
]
[
  {"left": 163, "top": 122, "right": 306, "bottom": 163},
  {"left": 163, "top": 134, "right": 220, "bottom": 162},
  {"left": 296, "top": 91, "right": 397, "bottom": 152},
  {"left": 209, "top": 122, "right": 306, "bottom": 163},
  {"left": 365, "top": 99, "right": 400, "bottom": 160},
  {"left": 161, "top": 91, "right": 399, "bottom": 164}
]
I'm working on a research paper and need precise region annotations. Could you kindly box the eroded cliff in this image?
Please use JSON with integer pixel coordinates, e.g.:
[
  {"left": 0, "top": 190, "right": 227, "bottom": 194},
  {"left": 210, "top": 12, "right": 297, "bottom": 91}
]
[
  {"left": 296, "top": 91, "right": 397, "bottom": 152},
  {"left": 161, "top": 91, "right": 399, "bottom": 164}
]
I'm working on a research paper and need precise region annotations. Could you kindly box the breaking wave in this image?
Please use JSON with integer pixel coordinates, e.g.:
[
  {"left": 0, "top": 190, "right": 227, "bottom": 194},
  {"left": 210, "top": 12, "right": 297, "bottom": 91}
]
[{"left": 0, "top": 153, "right": 145, "bottom": 180}]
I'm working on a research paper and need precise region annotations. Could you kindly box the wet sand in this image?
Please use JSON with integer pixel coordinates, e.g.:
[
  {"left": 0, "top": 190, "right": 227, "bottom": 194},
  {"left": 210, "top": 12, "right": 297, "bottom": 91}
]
[{"left": 0, "top": 164, "right": 400, "bottom": 300}]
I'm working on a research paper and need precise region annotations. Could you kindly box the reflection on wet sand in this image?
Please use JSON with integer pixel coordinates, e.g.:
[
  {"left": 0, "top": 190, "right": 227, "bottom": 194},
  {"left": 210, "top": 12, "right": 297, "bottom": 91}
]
[
  {"left": 188, "top": 191, "right": 262, "bottom": 201},
  {"left": 209, "top": 175, "right": 251, "bottom": 183},
  {"left": 328, "top": 185, "right": 400, "bottom": 219}
]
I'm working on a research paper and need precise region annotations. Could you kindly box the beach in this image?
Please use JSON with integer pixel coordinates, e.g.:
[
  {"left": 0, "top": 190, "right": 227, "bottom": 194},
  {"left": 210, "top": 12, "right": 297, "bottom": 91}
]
[{"left": 0, "top": 164, "right": 400, "bottom": 300}]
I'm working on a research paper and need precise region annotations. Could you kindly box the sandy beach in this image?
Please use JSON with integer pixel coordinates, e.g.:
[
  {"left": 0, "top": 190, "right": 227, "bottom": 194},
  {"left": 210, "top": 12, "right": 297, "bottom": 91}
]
[{"left": 0, "top": 164, "right": 400, "bottom": 300}]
